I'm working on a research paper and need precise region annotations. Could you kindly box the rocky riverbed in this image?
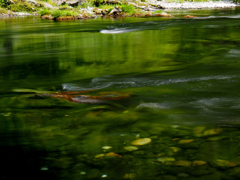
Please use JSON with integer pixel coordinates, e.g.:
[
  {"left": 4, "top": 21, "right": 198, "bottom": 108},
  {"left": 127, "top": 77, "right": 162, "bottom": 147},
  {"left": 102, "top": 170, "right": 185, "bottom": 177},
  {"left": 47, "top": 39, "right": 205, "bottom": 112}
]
[{"left": 150, "top": 0, "right": 239, "bottom": 9}]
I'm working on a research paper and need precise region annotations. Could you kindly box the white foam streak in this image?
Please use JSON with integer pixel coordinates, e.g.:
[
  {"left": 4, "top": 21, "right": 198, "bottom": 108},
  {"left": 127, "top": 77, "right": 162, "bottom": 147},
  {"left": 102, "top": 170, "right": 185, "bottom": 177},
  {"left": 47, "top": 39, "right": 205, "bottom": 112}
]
[
  {"left": 136, "top": 102, "right": 169, "bottom": 110},
  {"left": 100, "top": 28, "right": 138, "bottom": 34}
]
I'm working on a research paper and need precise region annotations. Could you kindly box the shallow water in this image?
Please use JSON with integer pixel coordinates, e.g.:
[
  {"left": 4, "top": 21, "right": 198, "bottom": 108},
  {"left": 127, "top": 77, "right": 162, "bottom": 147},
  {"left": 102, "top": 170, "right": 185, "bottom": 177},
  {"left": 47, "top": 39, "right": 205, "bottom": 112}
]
[{"left": 1, "top": 8, "right": 240, "bottom": 179}]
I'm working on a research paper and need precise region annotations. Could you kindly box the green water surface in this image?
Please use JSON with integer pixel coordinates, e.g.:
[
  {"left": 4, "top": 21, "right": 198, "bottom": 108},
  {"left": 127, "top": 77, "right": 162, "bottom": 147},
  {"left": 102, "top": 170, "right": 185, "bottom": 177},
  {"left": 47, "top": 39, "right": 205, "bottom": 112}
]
[{"left": 1, "top": 8, "right": 240, "bottom": 179}]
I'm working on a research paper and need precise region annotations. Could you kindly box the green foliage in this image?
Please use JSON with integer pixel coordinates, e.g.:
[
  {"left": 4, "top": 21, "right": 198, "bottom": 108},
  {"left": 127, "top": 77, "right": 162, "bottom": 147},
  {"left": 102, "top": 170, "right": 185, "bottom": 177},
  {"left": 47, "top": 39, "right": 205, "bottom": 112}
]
[
  {"left": 80, "top": 1, "right": 95, "bottom": 8},
  {"left": 38, "top": 0, "right": 56, "bottom": 6},
  {"left": 94, "top": 0, "right": 104, "bottom": 6},
  {"left": 233, "top": 0, "right": 240, "bottom": 2},
  {"left": 0, "top": 6, "right": 7, "bottom": 13},
  {"left": 52, "top": 9, "right": 62, "bottom": 18},
  {"left": 64, "top": 10, "right": 78, "bottom": 16},
  {"left": 1, "top": 0, "right": 10, "bottom": 7},
  {"left": 52, "top": 9, "right": 78, "bottom": 18},
  {"left": 99, "top": 4, "right": 114, "bottom": 12},
  {"left": 153, "top": 10, "right": 163, "bottom": 14},
  {"left": 59, "top": 4, "right": 73, "bottom": 10},
  {"left": 119, "top": 4, "right": 135, "bottom": 15},
  {"left": 38, "top": 8, "right": 52, "bottom": 15},
  {"left": 9, "top": 2, "right": 35, "bottom": 12}
]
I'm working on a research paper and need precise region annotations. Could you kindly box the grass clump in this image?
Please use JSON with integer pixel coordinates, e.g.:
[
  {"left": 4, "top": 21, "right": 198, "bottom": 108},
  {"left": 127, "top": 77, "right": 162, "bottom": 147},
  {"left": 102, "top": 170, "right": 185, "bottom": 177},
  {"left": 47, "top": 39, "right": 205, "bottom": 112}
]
[
  {"left": 59, "top": 4, "right": 72, "bottom": 10},
  {"left": 38, "top": 8, "right": 52, "bottom": 15},
  {"left": 0, "top": 6, "right": 7, "bottom": 13},
  {"left": 119, "top": 4, "right": 136, "bottom": 15},
  {"left": 79, "top": 1, "right": 95, "bottom": 8},
  {"left": 52, "top": 9, "right": 78, "bottom": 18},
  {"left": 99, "top": 4, "right": 115, "bottom": 12},
  {"left": 64, "top": 10, "right": 78, "bottom": 16},
  {"left": 52, "top": 9, "right": 62, "bottom": 18},
  {"left": 153, "top": 10, "right": 163, "bottom": 14},
  {"left": 9, "top": 2, "right": 35, "bottom": 12}
]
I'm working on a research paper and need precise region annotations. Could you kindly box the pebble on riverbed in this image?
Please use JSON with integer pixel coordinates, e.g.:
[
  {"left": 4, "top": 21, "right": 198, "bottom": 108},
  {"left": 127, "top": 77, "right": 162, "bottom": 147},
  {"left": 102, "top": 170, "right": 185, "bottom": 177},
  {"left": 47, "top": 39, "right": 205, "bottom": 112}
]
[
  {"left": 157, "top": 157, "right": 176, "bottom": 163},
  {"left": 124, "top": 146, "right": 138, "bottom": 151},
  {"left": 178, "top": 139, "right": 194, "bottom": 144},
  {"left": 102, "top": 146, "right": 112, "bottom": 150},
  {"left": 192, "top": 160, "right": 207, "bottom": 167},
  {"left": 131, "top": 138, "right": 152, "bottom": 146},
  {"left": 203, "top": 129, "right": 222, "bottom": 136},
  {"left": 174, "top": 160, "right": 192, "bottom": 167},
  {"left": 183, "top": 15, "right": 197, "bottom": 18},
  {"left": 213, "top": 159, "right": 237, "bottom": 168}
]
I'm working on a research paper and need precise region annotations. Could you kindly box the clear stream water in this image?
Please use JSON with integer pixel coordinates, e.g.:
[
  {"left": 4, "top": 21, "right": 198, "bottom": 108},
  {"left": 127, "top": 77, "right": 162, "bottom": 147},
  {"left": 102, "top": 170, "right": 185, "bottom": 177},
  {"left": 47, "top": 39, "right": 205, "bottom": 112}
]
[{"left": 1, "top": 8, "right": 240, "bottom": 180}]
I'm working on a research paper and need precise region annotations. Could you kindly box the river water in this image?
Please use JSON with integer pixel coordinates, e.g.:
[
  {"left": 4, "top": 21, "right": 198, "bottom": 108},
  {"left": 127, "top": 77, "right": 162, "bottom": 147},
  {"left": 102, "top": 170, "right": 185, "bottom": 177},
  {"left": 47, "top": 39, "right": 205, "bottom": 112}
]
[{"left": 1, "top": 8, "right": 240, "bottom": 179}]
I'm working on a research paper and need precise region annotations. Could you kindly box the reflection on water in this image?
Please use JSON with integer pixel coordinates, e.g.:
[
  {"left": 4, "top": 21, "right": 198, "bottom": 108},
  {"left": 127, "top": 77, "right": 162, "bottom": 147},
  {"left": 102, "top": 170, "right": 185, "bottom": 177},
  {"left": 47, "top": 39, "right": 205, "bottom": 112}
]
[{"left": 1, "top": 8, "right": 240, "bottom": 179}]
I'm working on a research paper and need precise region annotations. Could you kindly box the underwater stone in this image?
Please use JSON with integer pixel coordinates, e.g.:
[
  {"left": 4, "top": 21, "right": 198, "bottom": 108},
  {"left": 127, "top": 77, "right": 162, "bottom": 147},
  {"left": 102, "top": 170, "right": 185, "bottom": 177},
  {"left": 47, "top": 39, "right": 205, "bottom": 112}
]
[
  {"left": 102, "top": 146, "right": 112, "bottom": 150},
  {"left": 157, "top": 157, "right": 176, "bottom": 163},
  {"left": 183, "top": 15, "right": 197, "bottom": 18},
  {"left": 131, "top": 138, "right": 151, "bottom": 146},
  {"left": 124, "top": 146, "right": 138, "bottom": 151},
  {"left": 193, "top": 126, "right": 206, "bottom": 137},
  {"left": 169, "top": 147, "right": 181, "bottom": 153},
  {"left": 207, "top": 136, "right": 225, "bottom": 141},
  {"left": 174, "top": 160, "right": 192, "bottom": 167},
  {"left": 213, "top": 159, "right": 237, "bottom": 168},
  {"left": 124, "top": 173, "right": 135, "bottom": 179},
  {"left": 95, "top": 154, "right": 105, "bottom": 158},
  {"left": 203, "top": 129, "right": 222, "bottom": 136},
  {"left": 105, "top": 152, "right": 122, "bottom": 158},
  {"left": 178, "top": 139, "right": 194, "bottom": 144},
  {"left": 192, "top": 160, "right": 207, "bottom": 167}
]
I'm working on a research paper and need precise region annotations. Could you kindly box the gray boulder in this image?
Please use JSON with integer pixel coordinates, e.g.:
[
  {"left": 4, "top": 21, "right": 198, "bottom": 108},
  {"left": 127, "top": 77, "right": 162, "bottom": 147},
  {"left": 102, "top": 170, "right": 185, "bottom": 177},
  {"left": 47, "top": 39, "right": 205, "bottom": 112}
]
[
  {"left": 43, "top": 2, "right": 54, "bottom": 9},
  {"left": 52, "top": 0, "right": 66, "bottom": 6},
  {"left": 26, "top": 0, "right": 42, "bottom": 7}
]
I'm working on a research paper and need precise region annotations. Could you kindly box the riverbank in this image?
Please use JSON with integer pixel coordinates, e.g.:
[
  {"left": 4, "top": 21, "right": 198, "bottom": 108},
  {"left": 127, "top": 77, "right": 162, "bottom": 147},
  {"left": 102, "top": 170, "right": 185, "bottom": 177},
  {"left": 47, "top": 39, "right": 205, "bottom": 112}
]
[
  {"left": 150, "top": 1, "right": 239, "bottom": 9},
  {"left": 0, "top": 0, "right": 240, "bottom": 20}
]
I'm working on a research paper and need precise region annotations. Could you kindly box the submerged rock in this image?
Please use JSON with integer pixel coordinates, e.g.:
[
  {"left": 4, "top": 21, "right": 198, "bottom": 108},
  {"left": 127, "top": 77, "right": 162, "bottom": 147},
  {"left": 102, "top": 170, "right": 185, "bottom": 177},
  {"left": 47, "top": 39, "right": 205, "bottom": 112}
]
[
  {"left": 95, "top": 154, "right": 105, "bottom": 159},
  {"left": 169, "top": 147, "right": 181, "bottom": 153},
  {"left": 155, "top": 13, "right": 172, "bottom": 17},
  {"left": 131, "top": 138, "right": 152, "bottom": 146},
  {"left": 105, "top": 152, "right": 122, "bottom": 158},
  {"left": 95, "top": 152, "right": 122, "bottom": 159},
  {"left": 178, "top": 139, "right": 194, "bottom": 144},
  {"left": 192, "top": 160, "right": 207, "bottom": 167},
  {"left": 213, "top": 159, "right": 237, "bottom": 168},
  {"left": 157, "top": 157, "right": 176, "bottom": 163},
  {"left": 183, "top": 15, "right": 196, "bottom": 18},
  {"left": 102, "top": 146, "right": 112, "bottom": 150},
  {"left": 174, "top": 160, "right": 192, "bottom": 167},
  {"left": 203, "top": 129, "right": 222, "bottom": 136},
  {"left": 124, "top": 173, "right": 135, "bottom": 179},
  {"left": 124, "top": 146, "right": 138, "bottom": 151},
  {"left": 193, "top": 126, "right": 206, "bottom": 137}
]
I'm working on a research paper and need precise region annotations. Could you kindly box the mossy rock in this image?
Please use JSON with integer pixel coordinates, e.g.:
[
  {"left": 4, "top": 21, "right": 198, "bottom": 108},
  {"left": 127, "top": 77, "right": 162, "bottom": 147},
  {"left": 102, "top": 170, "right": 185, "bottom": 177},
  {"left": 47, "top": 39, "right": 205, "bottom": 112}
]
[
  {"left": 41, "top": 15, "right": 54, "bottom": 20},
  {"left": 56, "top": 16, "right": 75, "bottom": 21}
]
